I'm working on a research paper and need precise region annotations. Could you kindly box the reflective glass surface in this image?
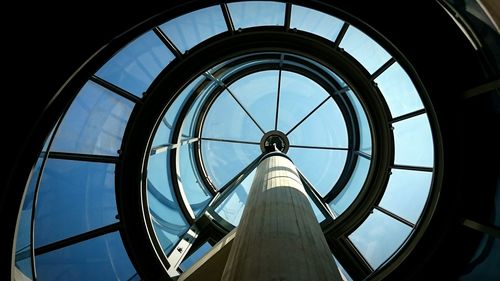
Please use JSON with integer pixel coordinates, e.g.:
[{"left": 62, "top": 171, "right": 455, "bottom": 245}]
[
  {"left": 287, "top": 98, "right": 348, "bottom": 148},
  {"left": 178, "top": 143, "right": 213, "bottom": 216},
  {"left": 160, "top": 6, "right": 227, "bottom": 53},
  {"left": 330, "top": 157, "right": 370, "bottom": 215},
  {"left": 180, "top": 242, "right": 213, "bottom": 272},
  {"left": 14, "top": 155, "right": 44, "bottom": 279},
  {"left": 51, "top": 81, "right": 134, "bottom": 156},
  {"left": 36, "top": 232, "right": 136, "bottom": 280},
  {"left": 291, "top": 5, "right": 344, "bottom": 41},
  {"left": 346, "top": 90, "right": 372, "bottom": 154},
  {"left": 379, "top": 169, "right": 433, "bottom": 224},
  {"left": 393, "top": 114, "right": 434, "bottom": 167},
  {"left": 148, "top": 150, "right": 189, "bottom": 254},
  {"left": 340, "top": 26, "right": 391, "bottom": 74},
  {"left": 349, "top": 209, "right": 412, "bottom": 269},
  {"left": 96, "top": 31, "right": 175, "bottom": 96},
  {"left": 228, "top": 1, "right": 285, "bottom": 28},
  {"left": 34, "top": 159, "right": 117, "bottom": 248},
  {"left": 228, "top": 70, "right": 278, "bottom": 132},
  {"left": 375, "top": 62, "right": 424, "bottom": 118},
  {"left": 289, "top": 148, "right": 347, "bottom": 196},
  {"left": 201, "top": 140, "right": 260, "bottom": 189},
  {"left": 202, "top": 90, "right": 264, "bottom": 142},
  {"left": 278, "top": 71, "right": 330, "bottom": 133},
  {"left": 215, "top": 168, "right": 256, "bottom": 226}
]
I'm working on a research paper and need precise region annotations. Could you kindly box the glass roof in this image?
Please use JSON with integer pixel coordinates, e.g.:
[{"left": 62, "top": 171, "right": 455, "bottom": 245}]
[{"left": 14, "top": 2, "right": 439, "bottom": 280}]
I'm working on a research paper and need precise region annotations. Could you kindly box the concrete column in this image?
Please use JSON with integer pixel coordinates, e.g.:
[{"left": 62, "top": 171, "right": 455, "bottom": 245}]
[{"left": 221, "top": 154, "right": 342, "bottom": 281}]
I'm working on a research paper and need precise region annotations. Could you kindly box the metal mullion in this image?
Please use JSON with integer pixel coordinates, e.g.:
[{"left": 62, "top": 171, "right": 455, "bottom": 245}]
[
  {"left": 274, "top": 58, "right": 283, "bottom": 130},
  {"left": 462, "top": 219, "right": 500, "bottom": 238},
  {"left": 208, "top": 154, "right": 263, "bottom": 208},
  {"left": 89, "top": 75, "right": 141, "bottom": 103},
  {"left": 284, "top": 3, "right": 292, "bottom": 30},
  {"left": 289, "top": 144, "right": 349, "bottom": 151},
  {"left": 390, "top": 108, "right": 426, "bottom": 124},
  {"left": 285, "top": 95, "right": 330, "bottom": 136},
  {"left": 327, "top": 236, "right": 373, "bottom": 280},
  {"left": 165, "top": 226, "right": 200, "bottom": 276},
  {"left": 356, "top": 150, "right": 372, "bottom": 160},
  {"left": 153, "top": 27, "right": 183, "bottom": 59},
  {"left": 220, "top": 3, "right": 235, "bottom": 33},
  {"left": 150, "top": 138, "right": 199, "bottom": 155},
  {"left": 296, "top": 169, "right": 336, "bottom": 221},
  {"left": 200, "top": 137, "right": 260, "bottom": 146},
  {"left": 370, "top": 57, "right": 396, "bottom": 81},
  {"left": 392, "top": 164, "right": 433, "bottom": 172},
  {"left": 48, "top": 151, "right": 119, "bottom": 163},
  {"left": 462, "top": 78, "right": 500, "bottom": 99},
  {"left": 35, "top": 222, "right": 120, "bottom": 256},
  {"left": 225, "top": 87, "right": 266, "bottom": 134},
  {"left": 374, "top": 206, "right": 415, "bottom": 228},
  {"left": 334, "top": 22, "right": 350, "bottom": 48}
]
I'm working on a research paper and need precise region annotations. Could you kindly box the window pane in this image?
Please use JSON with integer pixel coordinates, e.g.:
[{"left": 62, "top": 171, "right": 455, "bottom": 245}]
[
  {"left": 333, "top": 255, "right": 353, "bottom": 281},
  {"left": 147, "top": 149, "right": 190, "bottom": 254},
  {"left": 228, "top": 1, "right": 285, "bottom": 28},
  {"left": 34, "top": 159, "right": 117, "bottom": 247},
  {"left": 36, "top": 232, "right": 136, "bottom": 281},
  {"left": 180, "top": 242, "right": 213, "bottom": 272},
  {"left": 287, "top": 98, "right": 348, "bottom": 148},
  {"left": 228, "top": 70, "right": 278, "bottom": 132},
  {"left": 14, "top": 155, "right": 44, "bottom": 279},
  {"left": 375, "top": 62, "right": 424, "bottom": 118},
  {"left": 339, "top": 26, "right": 391, "bottom": 74},
  {"left": 290, "top": 5, "right": 344, "bottom": 41},
  {"left": 178, "top": 143, "right": 213, "bottom": 216},
  {"left": 346, "top": 90, "right": 372, "bottom": 155},
  {"left": 201, "top": 140, "right": 260, "bottom": 189},
  {"left": 289, "top": 147, "right": 347, "bottom": 197},
  {"left": 96, "top": 31, "right": 174, "bottom": 96},
  {"left": 379, "top": 169, "right": 433, "bottom": 224},
  {"left": 202, "top": 90, "right": 264, "bottom": 142},
  {"left": 278, "top": 71, "right": 330, "bottom": 133},
  {"left": 215, "top": 168, "right": 256, "bottom": 226},
  {"left": 349, "top": 209, "right": 412, "bottom": 269},
  {"left": 393, "top": 114, "right": 434, "bottom": 167},
  {"left": 51, "top": 81, "right": 134, "bottom": 156},
  {"left": 330, "top": 157, "right": 370, "bottom": 215},
  {"left": 160, "top": 6, "right": 227, "bottom": 53}
]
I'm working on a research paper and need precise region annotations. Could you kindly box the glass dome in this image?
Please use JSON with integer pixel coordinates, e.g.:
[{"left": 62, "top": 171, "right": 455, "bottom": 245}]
[{"left": 13, "top": 2, "right": 439, "bottom": 280}]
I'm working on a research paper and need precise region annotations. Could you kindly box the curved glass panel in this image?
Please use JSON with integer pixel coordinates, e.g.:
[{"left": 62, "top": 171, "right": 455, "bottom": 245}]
[
  {"left": 287, "top": 98, "right": 348, "bottom": 148},
  {"left": 379, "top": 169, "right": 433, "bottom": 224},
  {"left": 289, "top": 147, "right": 347, "bottom": 196},
  {"left": 160, "top": 6, "right": 227, "bottom": 53},
  {"left": 228, "top": 70, "right": 279, "bottom": 132},
  {"left": 349, "top": 209, "right": 412, "bottom": 269},
  {"left": 339, "top": 26, "right": 391, "bottom": 74},
  {"left": 202, "top": 90, "right": 264, "bottom": 142},
  {"left": 147, "top": 150, "right": 189, "bottom": 254},
  {"left": 278, "top": 71, "right": 330, "bottom": 133},
  {"left": 35, "top": 232, "right": 136, "bottom": 280},
  {"left": 393, "top": 114, "right": 434, "bottom": 167},
  {"left": 346, "top": 90, "right": 372, "bottom": 155},
  {"left": 228, "top": 1, "right": 285, "bottom": 28},
  {"left": 201, "top": 140, "right": 260, "bottom": 189},
  {"left": 51, "top": 81, "right": 134, "bottom": 156},
  {"left": 14, "top": 155, "right": 44, "bottom": 279},
  {"left": 96, "top": 31, "right": 174, "bottom": 96},
  {"left": 215, "top": 168, "right": 257, "bottom": 225},
  {"left": 178, "top": 143, "right": 213, "bottom": 216},
  {"left": 290, "top": 5, "right": 344, "bottom": 41},
  {"left": 34, "top": 159, "right": 117, "bottom": 248},
  {"left": 375, "top": 62, "right": 424, "bottom": 118},
  {"left": 330, "top": 156, "right": 370, "bottom": 215}
]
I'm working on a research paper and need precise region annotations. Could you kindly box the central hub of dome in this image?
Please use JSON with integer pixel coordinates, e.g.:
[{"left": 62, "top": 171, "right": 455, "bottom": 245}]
[{"left": 260, "top": 130, "right": 289, "bottom": 153}]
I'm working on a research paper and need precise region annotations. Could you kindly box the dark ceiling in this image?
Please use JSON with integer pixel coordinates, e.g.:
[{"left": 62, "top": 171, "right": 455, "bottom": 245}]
[{"left": 2, "top": 1, "right": 498, "bottom": 280}]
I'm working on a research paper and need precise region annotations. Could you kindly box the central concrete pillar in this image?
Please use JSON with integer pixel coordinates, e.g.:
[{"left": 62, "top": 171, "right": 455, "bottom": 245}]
[{"left": 221, "top": 153, "right": 342, "bottom": 281}]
